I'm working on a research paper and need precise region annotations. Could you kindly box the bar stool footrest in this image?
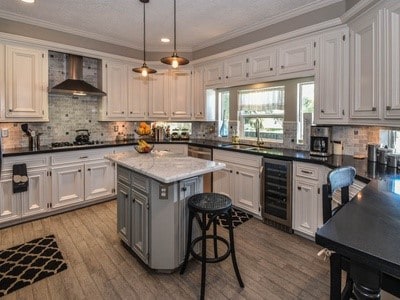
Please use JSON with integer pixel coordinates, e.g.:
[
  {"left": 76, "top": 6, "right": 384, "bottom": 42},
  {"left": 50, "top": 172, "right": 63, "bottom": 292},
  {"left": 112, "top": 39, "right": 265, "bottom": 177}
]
[{"left": 190, "top": 235, "right": 230, "bottom": 263}]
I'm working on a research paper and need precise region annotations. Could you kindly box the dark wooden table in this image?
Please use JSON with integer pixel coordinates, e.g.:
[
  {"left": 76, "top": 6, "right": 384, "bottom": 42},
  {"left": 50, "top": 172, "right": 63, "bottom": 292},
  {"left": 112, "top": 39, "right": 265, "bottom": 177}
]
[{"left": 316, "top": 175, "right": 400, "bottom": 299}]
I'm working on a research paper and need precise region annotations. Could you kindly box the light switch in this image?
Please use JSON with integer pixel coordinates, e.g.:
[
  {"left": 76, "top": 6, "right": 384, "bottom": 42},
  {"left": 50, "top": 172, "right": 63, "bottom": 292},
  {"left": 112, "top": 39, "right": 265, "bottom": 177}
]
[
  {"left": 1, "top": 128, "right": 9, "bottom": 137},
  {"left": 159, "top": 185, "right": 168, "bottom": 199}
]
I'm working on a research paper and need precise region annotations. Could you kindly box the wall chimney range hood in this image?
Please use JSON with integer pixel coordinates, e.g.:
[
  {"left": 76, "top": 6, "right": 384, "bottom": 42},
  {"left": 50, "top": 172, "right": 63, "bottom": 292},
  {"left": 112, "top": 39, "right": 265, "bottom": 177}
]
[{"left": 50, "top": 54, "right": 106, "bottom": 97}]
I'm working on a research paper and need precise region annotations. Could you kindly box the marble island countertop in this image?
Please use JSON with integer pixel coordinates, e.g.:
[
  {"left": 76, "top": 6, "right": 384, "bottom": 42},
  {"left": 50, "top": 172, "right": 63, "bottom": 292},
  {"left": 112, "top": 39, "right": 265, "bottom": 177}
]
[{"left": 105, "top": 150, "right": 225, "bottom": 183}]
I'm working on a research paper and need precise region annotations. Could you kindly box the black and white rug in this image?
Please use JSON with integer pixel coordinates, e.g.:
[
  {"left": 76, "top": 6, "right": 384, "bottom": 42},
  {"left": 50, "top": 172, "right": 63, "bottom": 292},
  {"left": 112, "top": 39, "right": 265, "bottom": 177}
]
[
  {"left": 216, "top": 208, "right": 253, "bottom": 229},
  {"left": 0, "top": 234, "right": 67, "bottom": 297}
]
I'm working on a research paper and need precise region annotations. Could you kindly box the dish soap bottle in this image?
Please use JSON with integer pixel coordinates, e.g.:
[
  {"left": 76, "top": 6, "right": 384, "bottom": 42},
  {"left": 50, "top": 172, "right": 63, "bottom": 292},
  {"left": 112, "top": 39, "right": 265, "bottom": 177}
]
[{"left": 219, "top": 110, "right": 228, "bottom": 137}]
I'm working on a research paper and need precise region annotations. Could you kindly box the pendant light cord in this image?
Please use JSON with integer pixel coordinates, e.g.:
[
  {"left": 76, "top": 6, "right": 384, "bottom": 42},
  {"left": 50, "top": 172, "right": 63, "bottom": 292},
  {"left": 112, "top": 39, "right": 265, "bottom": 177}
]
[
  {"left": 143, "top": 1, "right": 146, "bottom": 62},
  {"left": 173, "top": 0, "right": 176, "bottom": 52}
]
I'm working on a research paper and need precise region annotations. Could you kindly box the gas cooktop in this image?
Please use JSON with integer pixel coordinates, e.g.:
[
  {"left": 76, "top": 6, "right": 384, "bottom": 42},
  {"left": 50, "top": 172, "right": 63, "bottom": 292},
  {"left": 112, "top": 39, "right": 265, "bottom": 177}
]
[{"left": 51, "top": 141, "right": 103, "bottom": 149}]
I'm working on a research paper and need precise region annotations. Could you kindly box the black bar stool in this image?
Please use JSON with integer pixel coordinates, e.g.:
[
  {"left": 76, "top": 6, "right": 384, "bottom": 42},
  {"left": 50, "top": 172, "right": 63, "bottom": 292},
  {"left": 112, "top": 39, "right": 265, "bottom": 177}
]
[{"left": 180, "top": 193, "right": 244, "bottom": 300}]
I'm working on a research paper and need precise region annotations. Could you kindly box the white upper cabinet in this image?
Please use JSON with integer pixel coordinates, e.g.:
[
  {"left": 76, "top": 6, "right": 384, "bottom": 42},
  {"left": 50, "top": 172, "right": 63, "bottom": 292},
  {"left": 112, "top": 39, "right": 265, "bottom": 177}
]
[
  {"left": 223, "top": 55, "right": 248, "bottom": 83},
  {"left": 128, "top": 69, "right": 149, "bottom": 119},
  {"left": 385, "top": 3, "right": 400, "bottom": 118},
  {"left": 170, "top": 69, "right": 192, "bottom": 119},
  {"left": 3, "top": 44, "right": 48, "bottom": 121},
  {"left": 204, "top": 61, "right": 224, "bottom": 86},
  {"left": 248, "top": 47, "right": 277, "bottom": 79},
  {"left": 148, "top": 70, "right": 169, "bottom": 119},
  {"left": 349, "top": 7, "right": 383, "bottom": 119},
  {"left": 192, "top": 67, "right": 205, "bottom": 119},
  {"left": 315, "top": 27, "right": 349, "bottom": 123},
  {"left": 101, "top": 59, "right": 129, "bottom": 120},
  {"left": 277, "top": 37, "right": 316, "bottom": 74}
]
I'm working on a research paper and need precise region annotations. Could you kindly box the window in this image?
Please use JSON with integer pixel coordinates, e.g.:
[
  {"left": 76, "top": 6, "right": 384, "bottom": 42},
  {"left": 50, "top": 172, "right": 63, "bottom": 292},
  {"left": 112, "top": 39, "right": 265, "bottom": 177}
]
[
  {"left": 238, "top": 86, "right": 284, "bottom": 142},
  {"left": 218, "top": 91, "right": 230, "bottom": 137},
  {"left": 297, "top": 82, "right": 314, "bottom": 143}
]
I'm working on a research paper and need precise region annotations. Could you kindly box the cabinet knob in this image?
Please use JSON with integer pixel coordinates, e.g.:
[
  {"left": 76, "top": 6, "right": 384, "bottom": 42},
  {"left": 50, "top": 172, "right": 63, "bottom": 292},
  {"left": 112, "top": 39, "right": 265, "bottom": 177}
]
[
  {"left": 8, "top": 108, "right": 12, "bottom": 112},
  {"left": 130, "top": 111, "right": 133, "bottom": 114},
  {"left": 281, "top": 65, "right": 284, "bottom": 69},
  {"left": 270, "top": 67, "right": 273, "bottom": 71},
  {"left": 386, "top": 106, "right": 392, "bottom": 111},
  {"left": 225, "top": 76, "right": 228, "bottom": 79},
  {"left": 181, "top": 187, "right": 187, "bottom": 191},
  {"left": 372, "top": 107, "right": 377, "bottom": 111},
  {"left": 78, "top": 169, "right": 82, "bottom": 173},
  {"left": 125, "top": 194, "right": 128, "bottom": 199},
  {"left": 321, "top": 109, "right": 325, "bottom": 113},
  {"left": 236, "top": 171, "right": 239, "bottom": 175},
  {"left": 87, "top": 168, "right": 91, "bottom": 171},
  {"left": 218, "top": 76, "right": 221, "bottom": 80},
  {"left": 122, "top": 111, "right": 125, "bottom": 114},
  {"left": 229, "top": 170, "right": 233, "bottom": 173},
  {"left": 132, "top": 198, "right": 135, "bottom": 203},
  {"left": 199, "top": 112, "right": 202, "bottom": 115},
  {"left": 297, "top": 186, "right": 301, "bottom": 190}
]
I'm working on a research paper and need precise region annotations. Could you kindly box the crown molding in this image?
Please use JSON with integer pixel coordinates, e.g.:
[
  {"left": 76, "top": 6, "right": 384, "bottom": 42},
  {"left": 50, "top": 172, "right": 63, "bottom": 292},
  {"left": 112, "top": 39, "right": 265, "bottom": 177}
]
[
  {"left": 192, "top": 18, "right": 343, "bottom": 65},
  {"left": 340, "top": 0, "right": 382, "bottom": 23},
  {"left": 192, "top": 0, "right": 343, "bottom": 51}
]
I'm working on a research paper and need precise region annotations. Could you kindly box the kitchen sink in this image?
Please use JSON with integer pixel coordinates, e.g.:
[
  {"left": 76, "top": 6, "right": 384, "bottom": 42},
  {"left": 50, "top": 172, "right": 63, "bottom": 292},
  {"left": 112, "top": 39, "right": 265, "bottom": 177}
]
[{"left": 220, "top": 144, "right": 273, "bottom": 152}]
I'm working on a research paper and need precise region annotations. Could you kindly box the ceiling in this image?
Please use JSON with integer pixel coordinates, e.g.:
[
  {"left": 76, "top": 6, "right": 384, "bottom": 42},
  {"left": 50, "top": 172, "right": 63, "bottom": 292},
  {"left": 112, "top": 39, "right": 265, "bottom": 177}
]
[{"left": 0, "top": 0, "right": 342, "bottom": 52}]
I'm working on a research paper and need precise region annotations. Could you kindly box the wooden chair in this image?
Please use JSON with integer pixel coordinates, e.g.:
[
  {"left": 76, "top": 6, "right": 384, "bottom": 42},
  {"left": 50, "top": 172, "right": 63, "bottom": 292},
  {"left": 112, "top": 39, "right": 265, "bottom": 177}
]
[
  {"left": 322, "top": 166, "right": 400, "bottom": 299},
  {"left": 322, "top": 166, "right": 356, "bottom": 300}
]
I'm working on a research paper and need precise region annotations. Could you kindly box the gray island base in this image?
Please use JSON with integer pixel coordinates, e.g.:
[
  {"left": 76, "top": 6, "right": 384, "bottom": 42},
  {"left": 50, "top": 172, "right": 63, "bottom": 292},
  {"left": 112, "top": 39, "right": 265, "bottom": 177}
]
[{"left": 105, "top": 150, "right": 225, "bottom": 272}]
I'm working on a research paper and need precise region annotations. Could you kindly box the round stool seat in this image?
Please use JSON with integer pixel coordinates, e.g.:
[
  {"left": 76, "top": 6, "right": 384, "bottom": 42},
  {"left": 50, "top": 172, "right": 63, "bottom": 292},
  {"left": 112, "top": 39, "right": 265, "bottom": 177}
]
[{"left": 188, "top": 192, "right": 231, "bottom": 213}]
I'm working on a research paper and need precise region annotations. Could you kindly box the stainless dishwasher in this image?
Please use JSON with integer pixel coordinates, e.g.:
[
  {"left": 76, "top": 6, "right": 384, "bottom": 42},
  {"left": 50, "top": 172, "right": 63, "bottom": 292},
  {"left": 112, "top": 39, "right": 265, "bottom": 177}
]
[
  {"left": 188, "top": 145, "right": 212, "bottom": 192},
  {"left": 262, "top": 158, "right": 293, "bottom": 233}
]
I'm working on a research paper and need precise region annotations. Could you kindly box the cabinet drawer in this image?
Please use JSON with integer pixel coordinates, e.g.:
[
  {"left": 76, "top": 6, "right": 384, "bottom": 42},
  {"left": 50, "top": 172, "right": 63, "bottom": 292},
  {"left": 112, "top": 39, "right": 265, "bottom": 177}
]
[
  {"left": 295, "top": 163, "right": 319, "bottom": 180},
  {"left": 2, "top": 155, "right": 48, "bottom": 172},
  {"left": 51, "top": 149, "right": 112, "bottom": 165},
  {"left": 132, "top": 171, "right": 150, "bottom": 193},
  {"left": 213, "top": 149, "right": 262, "bottom": 168},
  {"left": 117, "top": 166, "right": 131, "bottom": 185}
]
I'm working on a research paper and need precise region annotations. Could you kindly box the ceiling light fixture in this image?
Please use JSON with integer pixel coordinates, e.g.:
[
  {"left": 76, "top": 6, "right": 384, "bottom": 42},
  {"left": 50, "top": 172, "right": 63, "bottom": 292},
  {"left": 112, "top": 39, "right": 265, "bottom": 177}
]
[
  {"left": 161, "top": 38, "right": 170, "bottom": 43},
  {"left": 133, "top": 0, "right": 156, "bottom": 77},
  {"left": 160, "top": 0, "right": 189, "bottom": 68},
  {"left": 21, "top": 0, "right": 35, "bottom": 3}
]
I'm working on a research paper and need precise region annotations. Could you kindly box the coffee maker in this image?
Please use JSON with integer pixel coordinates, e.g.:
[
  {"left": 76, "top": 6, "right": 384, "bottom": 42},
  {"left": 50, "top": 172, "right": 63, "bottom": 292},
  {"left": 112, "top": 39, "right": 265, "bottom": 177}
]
[{"left": 310, "top": 126, "right": 332, "bottom": 156}]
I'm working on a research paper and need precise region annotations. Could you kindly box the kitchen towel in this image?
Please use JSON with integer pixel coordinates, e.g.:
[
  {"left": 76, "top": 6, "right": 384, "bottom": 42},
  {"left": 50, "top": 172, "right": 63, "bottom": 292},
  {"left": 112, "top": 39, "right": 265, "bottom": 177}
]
[{"left": 12, "top": 163, "right": 28, "bottom": 193}]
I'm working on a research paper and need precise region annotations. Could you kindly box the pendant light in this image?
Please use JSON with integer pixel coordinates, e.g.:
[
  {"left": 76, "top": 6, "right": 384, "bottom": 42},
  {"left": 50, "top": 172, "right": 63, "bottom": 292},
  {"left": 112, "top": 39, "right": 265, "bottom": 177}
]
[
  {"left": 133, "top": 0, "right": 157, "bottom": 77},
  {"left": 160, "top": 0, "right": 189, "bottom": 68}
]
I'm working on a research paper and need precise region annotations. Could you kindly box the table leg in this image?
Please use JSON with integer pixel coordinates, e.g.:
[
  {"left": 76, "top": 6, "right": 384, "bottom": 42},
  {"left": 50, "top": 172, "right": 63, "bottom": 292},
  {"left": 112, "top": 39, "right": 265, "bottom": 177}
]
[{"left": 351, "top": 261, "right": 381, "bottom": 299}]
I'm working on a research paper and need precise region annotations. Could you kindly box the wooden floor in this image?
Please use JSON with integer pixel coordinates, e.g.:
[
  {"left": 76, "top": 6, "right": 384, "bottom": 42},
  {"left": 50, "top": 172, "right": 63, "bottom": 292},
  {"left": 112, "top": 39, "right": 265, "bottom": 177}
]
[{"left": 0, "top": 200, "right": 332, "bottom": 300}]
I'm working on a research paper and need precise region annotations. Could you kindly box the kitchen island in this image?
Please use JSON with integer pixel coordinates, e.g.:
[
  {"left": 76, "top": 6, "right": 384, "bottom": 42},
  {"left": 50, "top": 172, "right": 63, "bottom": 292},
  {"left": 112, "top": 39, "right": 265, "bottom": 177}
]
[{"left": 105, "top": 150, "right": 225, "bottom": 272}]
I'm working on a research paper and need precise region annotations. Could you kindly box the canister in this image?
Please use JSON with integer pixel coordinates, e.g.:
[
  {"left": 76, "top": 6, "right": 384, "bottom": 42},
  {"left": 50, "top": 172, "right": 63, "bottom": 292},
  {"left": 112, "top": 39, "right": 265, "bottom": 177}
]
[
  {"left": 333, "top": 141, "right": 343, "bottom": 155},
  {"left": 387, "top": 153, "right": 400, "bottom": 168},
  {"left": 367, "top": 144, "right": 380, "bottom": 162},
  {"left": 377, "top": 147, "right": 394, "bottom": 165}
]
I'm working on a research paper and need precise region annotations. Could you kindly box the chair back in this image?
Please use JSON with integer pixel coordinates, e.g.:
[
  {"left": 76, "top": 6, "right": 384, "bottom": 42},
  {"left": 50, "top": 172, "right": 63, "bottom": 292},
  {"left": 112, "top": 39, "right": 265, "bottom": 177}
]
[{"left": 322, "top": 166, "right": 356, "bottom": 223}]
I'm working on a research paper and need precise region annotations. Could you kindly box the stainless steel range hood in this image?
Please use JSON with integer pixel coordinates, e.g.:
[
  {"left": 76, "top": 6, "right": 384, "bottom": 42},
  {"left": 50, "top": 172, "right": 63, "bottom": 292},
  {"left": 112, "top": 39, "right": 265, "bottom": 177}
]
[{"left": 50, "top": 54, "right": 106, "bottom": 97}]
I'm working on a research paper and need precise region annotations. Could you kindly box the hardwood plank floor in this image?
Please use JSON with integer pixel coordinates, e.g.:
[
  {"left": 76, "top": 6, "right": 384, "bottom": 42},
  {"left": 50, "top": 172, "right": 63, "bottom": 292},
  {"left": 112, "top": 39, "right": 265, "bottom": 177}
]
[{"left": 0, "top": 200, "right": 334, "bottom": 299}]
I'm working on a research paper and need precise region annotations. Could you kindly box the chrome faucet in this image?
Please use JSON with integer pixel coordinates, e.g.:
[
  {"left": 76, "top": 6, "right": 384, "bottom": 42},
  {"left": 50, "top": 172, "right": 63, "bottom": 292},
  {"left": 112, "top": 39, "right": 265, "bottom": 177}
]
[{"left": 255, "top": 118, "right": 264, "bottom": 146}]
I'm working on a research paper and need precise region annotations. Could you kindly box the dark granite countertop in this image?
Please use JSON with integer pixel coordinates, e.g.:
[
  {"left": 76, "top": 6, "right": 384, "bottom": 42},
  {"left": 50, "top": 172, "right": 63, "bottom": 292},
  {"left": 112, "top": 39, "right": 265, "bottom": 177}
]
[{"left": 3, "top": 138, "right": 396, "bottom": 183}]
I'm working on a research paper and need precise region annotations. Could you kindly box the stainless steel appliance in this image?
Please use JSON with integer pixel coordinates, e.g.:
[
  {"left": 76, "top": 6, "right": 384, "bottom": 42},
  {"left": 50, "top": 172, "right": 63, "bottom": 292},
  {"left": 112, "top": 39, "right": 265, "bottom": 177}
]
[
  {"left": 262, "top": 158, "right": 293, "bottom": 233},
  {"left": 368, "top": 144, "right": 380, "bottom": 162},
  {"left": 310, "top": 126, "right": 332, "bottom": 157},
  {"left": 378, "top": 147, "right": 394, "bottom": 165},
  {"left": 188, "top": 145, "right": 212, "bottom": 192}
]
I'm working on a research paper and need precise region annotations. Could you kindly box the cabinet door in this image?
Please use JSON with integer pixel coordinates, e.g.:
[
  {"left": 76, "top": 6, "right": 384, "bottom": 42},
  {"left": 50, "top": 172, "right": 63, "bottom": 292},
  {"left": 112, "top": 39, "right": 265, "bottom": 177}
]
[
  {"left": 51, "top": 164, "right": 84, "bottom": 208},
  {"left": 349, "top": 9, "right": 383, "bottom": 119},
  {"left": 128, "top": 69, "right": 149, "bottom": 119},
  {"left": 117, "top": 182, "right": 130, "bottom": 245},
  {"left": 23, "top": 168, "right": 48, "bottom": 217},
  {"left": 248, "top": 47, "right": 277, "bottom": 79},
  {"left": 0, "top": 173, "right": 21, "bottom": 223},
  {"left": 385, "top": 4, "right": 400, "bottom": 118},
  {"left": 224, "top": 55, "right": 248, "bottom": 83},
  {"left": 85, "top": 160, "right": 115, "bottom": 201},
  {"left": 293, "top": 178, "right": 319, "bottom": 237},
  {"left": 192, "top": 67, "right": 206, "bottom": 119},
  {"left": 316, "top": 28, "right": 349, "bottom": 122},
  {"left": 5, "top": 45, "right": 47, "bottom": 119},
  {"left": 131, "top": 188, "right": 149, "bottom": 263},
  {"left": 103, "top": 60, "right": 128, "bottom": 119},
  {"left": 178, "top": 177, "right": 201, "bottom": 264},
  {"left": 212, "top": 162, "right": 234, "bottom": 199},
  {"left": 204, "top": 62, "right": 223, "bottom": 86},
  {"left": 148, "top": 71, "right": 169, "bottom": 119},
  {"left": 277, "top": 37, "right": 315, "bottom": 74},
  {"left": 234, "top": 164, "right": 261, "bottom": 215},
  {"left": 170, "top": 69, "right": 192, "bottom": 119}
]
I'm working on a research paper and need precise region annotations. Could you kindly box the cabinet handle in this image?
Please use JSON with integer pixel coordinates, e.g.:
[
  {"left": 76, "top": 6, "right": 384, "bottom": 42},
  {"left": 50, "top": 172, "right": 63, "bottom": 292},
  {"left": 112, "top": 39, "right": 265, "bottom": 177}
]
[
  {"left": 301, "top": 170, "right": 312, "bottom": 174},
  {"left": 87, "top": 168, "right": 91, "bottom": 171},
  {"left": 386, "top": 106, "right": 392, "bottom": 111},
  {"left": 181, "top": 187, "right": 187, "bottom": 191},
  {"left": 124, "top": 193, "right": 128, "bottom": 199},
  {"left": 321, "top": 109, "right": 325, "bottom": 113},
  {"left": 297, "top": 186, "right": 301, "bottom": 190},
  {"left": 318, "top": 188, "right": 320, "bottom": 194},
  {"left": 78, "top": 169, "right": 82, "bottom": 172},
  {"left": 270, "top": 67, "right": 273, "bottom": 71},
  {"left": 342, "top": 109, "right": 345, "bottom": 116},
  {"left": 79, "top": 156, "right": 88, "bottom": 159},
  {"left": 132, "top": 198, "right": 135, "bottom": 203},
  {"left": 372, "top": 107, "right": 377, "bottom": 111}
]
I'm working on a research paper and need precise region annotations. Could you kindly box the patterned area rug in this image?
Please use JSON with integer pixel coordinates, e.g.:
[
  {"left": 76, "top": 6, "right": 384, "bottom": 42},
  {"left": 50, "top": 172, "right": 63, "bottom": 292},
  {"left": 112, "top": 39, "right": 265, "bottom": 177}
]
[
  {"left": 0, "top": 234, "right": 67, "bottom": 297},
  {"left": 217, "top": 208, "right": 253, "bottom": 229}
]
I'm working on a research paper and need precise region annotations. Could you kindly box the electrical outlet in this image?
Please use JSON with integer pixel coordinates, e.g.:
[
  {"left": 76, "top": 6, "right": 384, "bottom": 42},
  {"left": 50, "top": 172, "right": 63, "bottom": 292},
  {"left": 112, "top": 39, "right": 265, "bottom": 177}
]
[
  {"left": 1, "top": 128, "right": 9, "bottom": 137},
  {"left": 114, "top": 125, "right": 119, "bottom": 132}
]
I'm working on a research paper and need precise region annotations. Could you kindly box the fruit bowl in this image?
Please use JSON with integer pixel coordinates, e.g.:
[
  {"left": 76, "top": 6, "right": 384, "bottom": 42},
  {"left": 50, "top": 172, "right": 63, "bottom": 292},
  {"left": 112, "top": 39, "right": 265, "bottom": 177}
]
[{"left": 134, "top": 144, "right": 154, "bottom": 154}]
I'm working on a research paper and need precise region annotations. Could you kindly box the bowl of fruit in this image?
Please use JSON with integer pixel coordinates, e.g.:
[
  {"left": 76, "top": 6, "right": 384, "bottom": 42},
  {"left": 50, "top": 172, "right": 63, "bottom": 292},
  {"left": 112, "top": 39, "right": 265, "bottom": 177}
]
[
  {"left": 135, "top": 122, "right": 152, "bottom": 136},
  {"left": 134, "top": 140, "right": 154, "bottom": 154}
]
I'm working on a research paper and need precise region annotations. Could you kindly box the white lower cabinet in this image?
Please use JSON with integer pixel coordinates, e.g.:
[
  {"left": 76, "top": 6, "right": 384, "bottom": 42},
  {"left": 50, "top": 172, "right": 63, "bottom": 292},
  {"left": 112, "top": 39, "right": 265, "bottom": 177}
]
[
  {"left": 85, "top": 160, "right": 115, "bottom": 201},
  {"left": 213, "top": 150, "right": 262, "bottom": 216}
]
